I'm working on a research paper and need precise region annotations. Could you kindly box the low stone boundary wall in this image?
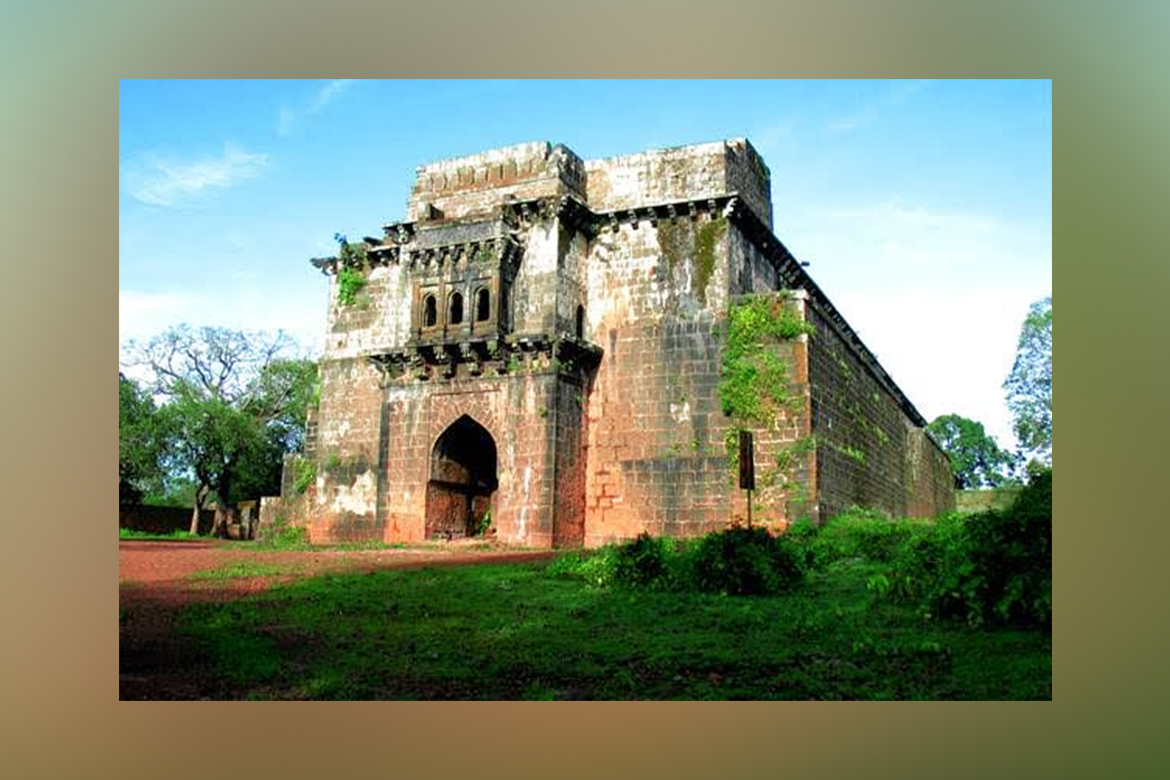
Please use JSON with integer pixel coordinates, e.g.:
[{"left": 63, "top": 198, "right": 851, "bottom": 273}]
[
  {"left": 955, "top": 488, "right": 1022, "bottom": 515},
  {"left": 119, "top": 504, "right": 215, "bottom": 535}
]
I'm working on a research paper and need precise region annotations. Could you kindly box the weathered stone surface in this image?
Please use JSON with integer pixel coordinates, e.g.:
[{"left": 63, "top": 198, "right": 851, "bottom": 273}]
[{"left": 278, "top": 139, "right": 953, "bottom": 548}]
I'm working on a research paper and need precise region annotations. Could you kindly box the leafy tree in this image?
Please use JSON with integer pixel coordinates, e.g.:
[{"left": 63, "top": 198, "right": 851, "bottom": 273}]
[
  {"left": 927, "top": 414, "right": 1018, "bottom": 489},
  {"left": 118, "top": 373, "right": 170, "bottom": 503},
  {"left": 1003, "top": 296, "right": 1052, "bottom": 466},
  {"left": 122, "top": 325, "right": 317, "bottom": 536}
]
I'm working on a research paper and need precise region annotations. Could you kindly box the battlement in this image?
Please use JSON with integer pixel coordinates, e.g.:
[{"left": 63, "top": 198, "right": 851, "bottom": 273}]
[
  {"left": 408, "top": 141, "right": 586, "bottom": 222},
  {"left": 406, "top": 138, "right": 772, "bottom": 228},
  {"left": 585, "top": 138, "right": 772, "bottom": 228}
]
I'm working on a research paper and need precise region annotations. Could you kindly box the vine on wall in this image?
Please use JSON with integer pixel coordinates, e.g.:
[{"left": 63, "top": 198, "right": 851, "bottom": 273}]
[{"left": 718, "top": 292, "right": 815, "bottom": 514}]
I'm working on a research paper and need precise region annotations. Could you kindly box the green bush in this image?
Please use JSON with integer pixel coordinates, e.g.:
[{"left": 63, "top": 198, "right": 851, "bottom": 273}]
[
  {"left": 549, "top": 529, "right": 807, "bottom": 596},
  {"left": 547, "top": 546, "right": 621, "bottom": 588},
  {"left": 254, "top": 515, "right": 311, "bottom": 550},
  {"left": 690, "top": 526, "right": 806, "bottom": 596},
  {"left": 887, "top": 470, "right": 1051, "bottom": 628},
  {"left": 808, "top": 508, "right": 931, "bottom": 566},
  {"left": 612, "top": 533, "right": 673, "bottom": 589}
]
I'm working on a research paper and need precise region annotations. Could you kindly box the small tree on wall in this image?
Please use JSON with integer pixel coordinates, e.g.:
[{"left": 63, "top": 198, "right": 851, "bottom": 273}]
[{"left": 334, "top": 233, "right": 370, "bottom": 306}]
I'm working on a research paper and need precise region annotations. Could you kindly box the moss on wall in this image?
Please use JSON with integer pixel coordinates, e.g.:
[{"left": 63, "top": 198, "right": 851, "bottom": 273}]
[
  {"left": 693, "top": 217, "right": 726, "bottom": 305},
  {"left": 656, "top": 216, "right": 727, "bottom": 306}
]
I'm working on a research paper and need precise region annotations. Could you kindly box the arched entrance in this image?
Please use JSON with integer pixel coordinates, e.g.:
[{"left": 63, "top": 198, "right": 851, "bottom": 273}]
[{"left": 425, "top": 415, "right": 498, "bottom": 539}]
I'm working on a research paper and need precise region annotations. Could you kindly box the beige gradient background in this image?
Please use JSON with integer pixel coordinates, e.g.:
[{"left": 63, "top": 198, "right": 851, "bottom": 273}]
[{"left": 0, "top": 0, "right": 1154, "bottom": 777}]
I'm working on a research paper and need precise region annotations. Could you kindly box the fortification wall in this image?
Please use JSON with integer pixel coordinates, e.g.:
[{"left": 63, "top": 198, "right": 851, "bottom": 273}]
[
  {"left": 585, "top": 139, "right": 771, "bottom": 228},
  {"left": 323, "top": 262, "right": 413, "bottom": 360},
  {"left": 805, "top": 300, "right": 954, "bottom": 520},
  {"left": 306, "top": 355, "right": 385, "bottom": 542},
  {"left": 582, "top": 210, "right": 735, "bottom": 546},
  {"left": 407, "top": 142, "right": 586, "bottom": 222}
]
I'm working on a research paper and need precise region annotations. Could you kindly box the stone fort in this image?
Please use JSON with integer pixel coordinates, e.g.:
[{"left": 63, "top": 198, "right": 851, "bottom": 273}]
[{"left": 267, "top": 139, "right": 953, "bottom": 547}]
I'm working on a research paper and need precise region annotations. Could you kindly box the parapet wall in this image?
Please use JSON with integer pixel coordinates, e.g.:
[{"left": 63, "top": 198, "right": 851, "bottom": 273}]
[
  {"left": 585, "top": 139, "right": 772, "bottom": 228},
  {"left": 406, "top": 139, "right": 772, "bottom": 228},
  {"left": 805, "top": 299, "right": 954, "bottom": 520},
  {"left": 407, "top": 142, "right": 586, "bottom": 222}
]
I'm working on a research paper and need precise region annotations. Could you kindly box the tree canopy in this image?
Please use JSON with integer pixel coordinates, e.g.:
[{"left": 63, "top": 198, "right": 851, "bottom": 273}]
[
  {"left": 121, "top": 325, "right": 317, "bottom": 535},
  {"left": 118, "top": 372, "right": 170, "bottom": 504},
  {"left": 1003, "top": 296, "right": 1052, "bottom": 466},
  {"left": 927, "top": 413, "right": 1018, "bottom": 489}
]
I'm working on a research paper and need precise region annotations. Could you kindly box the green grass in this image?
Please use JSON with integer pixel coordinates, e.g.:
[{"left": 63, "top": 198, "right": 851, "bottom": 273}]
[
  {"left": 178, "top": 555, "right": 1050, "bottom": 700},
  {"left": 187, "top": 560, "right": 304, "bottom": 581},
  {"left": 119, "top": 528, "right": 201, "bottom": 541}
]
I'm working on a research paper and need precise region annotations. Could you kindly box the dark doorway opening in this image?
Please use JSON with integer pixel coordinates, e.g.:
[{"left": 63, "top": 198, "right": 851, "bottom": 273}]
[{"left": 425, "top": 415, "right": 498, "bottom": 539}]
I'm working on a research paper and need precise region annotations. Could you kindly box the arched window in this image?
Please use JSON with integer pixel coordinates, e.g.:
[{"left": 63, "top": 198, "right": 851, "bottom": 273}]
[
  {"left": 575, "top": 304, "right": 586, "bottom": 339},
  {"left": 449, "top": 291, "right": 464, "bottom": 325},
  {"left": 476, "top": 288, "right": 491, "bottom": 322},
  {"left": 423, "top": 294, "right": 438, "bottom": 328}
]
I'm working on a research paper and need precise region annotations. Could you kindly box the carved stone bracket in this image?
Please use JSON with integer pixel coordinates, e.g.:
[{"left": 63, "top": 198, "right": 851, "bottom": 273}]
[{"left": 367, "top": 333, "right": 603, "bottom": 387}]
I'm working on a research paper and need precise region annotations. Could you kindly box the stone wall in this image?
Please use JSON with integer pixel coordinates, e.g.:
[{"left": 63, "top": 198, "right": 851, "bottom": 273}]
[
  {"left": 408, "top": 142, "right": 586, "bottom": 222},
  {"left": 956, "top": 488, "right": 1022, "bottom": 514},
  {"left": 306, "top": 355, "right": 384, "bottom": 542},
  {"left": 582, "top": 211, "right": 734, "bottom": 545},
  {"left": 119, "top": 504, "right": 214, "bottom": 535},
  {"left": 585, "top": 139, "right": 772, "bottom": 229},
  {"left": 805, "top": 299, "right": 953, "bottom": 520}
]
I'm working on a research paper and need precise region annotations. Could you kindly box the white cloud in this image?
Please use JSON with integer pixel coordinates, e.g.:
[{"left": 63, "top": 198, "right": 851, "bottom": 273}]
[
  {"left": 119, "top": 288, "right": 326, "bottom": 359},
  {"left": 827, "top": 79, "right": 937, "bottom": 134},
  {"left": 784, "top": 198, "right": 1050, "bottom": 450},
  {"left": 310, "top": 79, "right": 355, "bottom": 113},
  {"left": 278, "top": 79, "right": 356, "bottom": 136},
  {"left": 828, "top": 290, "right": 1033, "bottom": 450},
  {"left": 121, "top": 145, "right": 268, "bottom": 207}
]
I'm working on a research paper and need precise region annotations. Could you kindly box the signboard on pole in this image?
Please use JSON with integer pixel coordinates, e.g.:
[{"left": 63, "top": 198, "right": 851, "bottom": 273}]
[{"left": 738, "top": 430, "right": 755, "bottom": 490}]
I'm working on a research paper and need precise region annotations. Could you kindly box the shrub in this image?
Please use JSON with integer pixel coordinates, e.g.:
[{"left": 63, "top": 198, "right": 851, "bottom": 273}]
[
  {"left": 254, "top": 514, "right": 310, "bottom": 550},
  {"left": 963, "top": 471, "right": 1051, "bottom": 627},
  {"left": 547, "top": 546, "right": 621, "bottom": 588},
  {"left": 337, "top": 267, "right": 367, "bottom": 306},
  {"left": 886, "top": 470, "right": 1051, "bottom": 628},
  {"left": 291, "top": 456, "right": 316, "bottom": 495},
  {"left": 612, "top": 533, "right": 673, "bottom": 589},
  {"left": 690, "top": 526, "right": 806, "bottom": 596},
  {"left": 809, "top": 507, "right": 931, "bottom": 566}
]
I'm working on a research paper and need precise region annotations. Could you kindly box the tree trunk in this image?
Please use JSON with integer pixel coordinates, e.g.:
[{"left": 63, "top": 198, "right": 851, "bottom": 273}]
[
  {"left": 189, "top": 484, "right": 210, "bottom": 535},
  {"left": 212, "top": 474, "right": 233, "bottom": 538},
  {"left": 212, "top": 504, "right": 227, "bottom": 538}
]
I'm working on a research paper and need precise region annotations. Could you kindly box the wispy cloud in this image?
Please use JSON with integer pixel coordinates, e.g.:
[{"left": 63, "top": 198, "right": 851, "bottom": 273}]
[
  {"left": 827, "top": 79, "right": 937, "bottom": 133},
  {"left": 121, "top": 145, "right": 268, "bottom": 207},
  {"left": 278, "top": 79, "right": 357, "bottom": 136},
  {"left": 815, "top": 200, "right": 998, "bottom": 277},
  {"left": 826, "top": 200, "right": 995, "bottom": 237},
  {"left": 749, "top": 119, "right": 794, "bottom": 156},
  {"left": 310, "top": 79, "right": 355, "bottom": 112},
  {"left": 119, "top": 288, "right": 325, "bottom": 356}
]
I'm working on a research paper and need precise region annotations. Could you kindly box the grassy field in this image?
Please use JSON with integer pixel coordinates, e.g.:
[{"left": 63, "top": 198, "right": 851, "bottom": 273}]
[{"left": 177, "top": 553, "right": 1050, "bottom": 700}]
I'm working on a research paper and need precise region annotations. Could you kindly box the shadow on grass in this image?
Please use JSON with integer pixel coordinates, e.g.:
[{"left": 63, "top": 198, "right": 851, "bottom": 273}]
[{"left": 164, "top": 559, "right": 1050, "bottom": 701}]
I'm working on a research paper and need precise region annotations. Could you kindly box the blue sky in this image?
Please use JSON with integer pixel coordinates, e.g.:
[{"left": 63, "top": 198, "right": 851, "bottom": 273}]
[{"left": 119, "top": 79, "right": 1051, "bottom": 450}]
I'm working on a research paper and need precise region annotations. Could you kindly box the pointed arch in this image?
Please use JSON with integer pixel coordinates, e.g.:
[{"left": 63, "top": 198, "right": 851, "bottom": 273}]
[{"left": 425, "top": 414, "right": 498, "bottom": 539}]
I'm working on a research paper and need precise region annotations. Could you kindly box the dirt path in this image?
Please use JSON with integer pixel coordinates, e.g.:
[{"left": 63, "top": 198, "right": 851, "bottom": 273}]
[{"left": 119, "top": 540, "right": 557, "bottom": 700}]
